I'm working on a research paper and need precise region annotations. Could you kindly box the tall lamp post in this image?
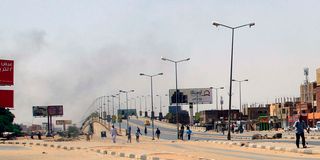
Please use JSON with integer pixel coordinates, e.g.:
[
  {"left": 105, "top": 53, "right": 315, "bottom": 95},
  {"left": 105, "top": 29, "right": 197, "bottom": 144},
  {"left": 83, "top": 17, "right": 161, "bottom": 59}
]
[
  {"left": 156, "top": 95, "right": 163, "bottom": 120},
  {"left": 119, "top": 90, "right": 134, "bottom": 130},
  {"left": 161, "top": 57, "right": 190, "bottom": 139},
  {"left": 140, "top": 72, "right": 163, "bottom": 140},
  {"left": 137, "top": 96, "right": 142, "bottom": 117},
  {"left": 117, "top": 93, "right": 122, "bottom": 133},
  {"left": 212, "top": 21, "right": 255, "bottom": 140},
  {"left": 211, "top": 87, "right": 224, "bottom": 110},
  {"left": 232, "top": 79, "right": 248, "bottom": 121}
]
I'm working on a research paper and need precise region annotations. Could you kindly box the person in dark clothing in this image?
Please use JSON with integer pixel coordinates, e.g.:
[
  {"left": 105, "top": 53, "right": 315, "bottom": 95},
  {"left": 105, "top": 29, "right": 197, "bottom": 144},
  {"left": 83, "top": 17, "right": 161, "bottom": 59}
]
[
  {"left": 180, "top": 125, "right": 185, "bottom": 140},
  {"left": 144, "top": 126, "right": 147, "bottom": 135},
  {"left": 186, "top": 126, "right": 192, "bottom": 140},
  {"left": 127, "top": 126, "right": 132, "bottom": 143},
  {"left": 155, "top": 128, "right": 161, "bottom": 139},
  {"left": 136, "top": 128, "right": 142, "bottom": 142},
  {"left": 294, "top": 115, "right": 309, "bottom": 148},
  {"left": 137, "top": 127, "right": 141, "bottom": 135},
  {"left": 30, "top": 131, "right": 34, "bottom": 139},
  {"left": 37, "top": 132, "right": 42, "bottom": 140}
]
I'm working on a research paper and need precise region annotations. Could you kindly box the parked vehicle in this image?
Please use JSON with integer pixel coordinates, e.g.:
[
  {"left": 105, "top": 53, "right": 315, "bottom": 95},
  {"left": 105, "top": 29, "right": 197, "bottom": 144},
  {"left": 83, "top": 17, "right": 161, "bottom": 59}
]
[{"left": 310, "top": 121, "right": 320, "bottom": 131}]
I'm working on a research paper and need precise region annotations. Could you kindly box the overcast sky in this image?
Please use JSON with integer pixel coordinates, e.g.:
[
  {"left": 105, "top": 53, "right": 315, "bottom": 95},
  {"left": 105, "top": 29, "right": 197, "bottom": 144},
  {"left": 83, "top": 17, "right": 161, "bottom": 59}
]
[{"left": 0, "top": 0, "right": 319, "bottom": 125}]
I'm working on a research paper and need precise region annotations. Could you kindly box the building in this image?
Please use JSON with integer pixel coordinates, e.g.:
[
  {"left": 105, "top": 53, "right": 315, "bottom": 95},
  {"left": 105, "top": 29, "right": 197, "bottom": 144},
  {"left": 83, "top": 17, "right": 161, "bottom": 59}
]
[
  {"left": 28, "top": 124, "right": 42, "bottom": 131},
  {"left": 317, "top": 68, "right": 320, "bottom": 86},
  {"left": 247, "top": 105, "right": 270, "bottom": 120},
  {"left": 317, "top": 86, "right": 320, "bottom": 112},
  {"left": 300, "top": 82, "right": 317, "bottom": 104},
  {"left": 199, "top": 109, "right": 240, "bottom": 126}
]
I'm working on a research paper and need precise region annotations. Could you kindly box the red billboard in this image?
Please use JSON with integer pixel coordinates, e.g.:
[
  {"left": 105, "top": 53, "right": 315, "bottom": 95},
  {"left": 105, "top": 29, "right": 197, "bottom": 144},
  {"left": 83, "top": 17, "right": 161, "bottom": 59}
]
[
  {"left": 47, "top": 105, "right": 63, "bottom": 116},
  {"left": 0, "top": 90, "right": 14, "bottom": 108},
  {"left": 0, "top": 59, "right": 14, "bottom": 86}
]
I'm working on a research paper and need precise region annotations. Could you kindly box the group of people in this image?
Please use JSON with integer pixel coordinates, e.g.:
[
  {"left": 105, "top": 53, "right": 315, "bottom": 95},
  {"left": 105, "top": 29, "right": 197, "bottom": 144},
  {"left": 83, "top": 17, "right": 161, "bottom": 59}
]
[
  {"left": 179, "top": 125, "right": 192, "bottom": 140},
  {"left": 92, "top": 125, "right": 163, "bottom": 143},
  {"left": 126, "top": 126, "right": 162, "bottom": 143},
  {"left": 30, "top": 131, "right": 42, "bottom": 140}
]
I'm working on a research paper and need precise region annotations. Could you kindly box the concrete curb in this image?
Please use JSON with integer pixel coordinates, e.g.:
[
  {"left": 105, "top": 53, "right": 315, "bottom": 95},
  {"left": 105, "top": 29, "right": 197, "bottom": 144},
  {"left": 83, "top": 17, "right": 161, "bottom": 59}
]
[
  {"left": 204, "top": 140, "right": 320, "bottom": 155},
  {"left": 283, "top": 136, "right": 320, "bottom": 140}
]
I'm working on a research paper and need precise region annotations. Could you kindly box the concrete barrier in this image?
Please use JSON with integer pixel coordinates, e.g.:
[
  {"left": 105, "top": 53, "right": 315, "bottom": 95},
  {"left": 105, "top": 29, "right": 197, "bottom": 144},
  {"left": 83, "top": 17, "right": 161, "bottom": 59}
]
[
  {"left": 140, "top": 154, "right": 147, "bottom": 160},
  {"left": 119, "top": 153, "right": 125, "bottom": 157},
  {"left": 128, "top": 154, "right": 136, "bottom": 158},
  {"left": 111, "top": 151, "right": 116, "bottom": 156}
]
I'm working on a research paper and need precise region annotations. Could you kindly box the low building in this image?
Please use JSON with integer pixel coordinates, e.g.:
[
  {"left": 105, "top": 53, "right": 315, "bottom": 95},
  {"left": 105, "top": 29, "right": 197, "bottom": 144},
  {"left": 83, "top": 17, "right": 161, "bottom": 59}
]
[
  {"left": 199, "top": 109, "right": 240, "bottom": 126},
  {"left": 317, "top": 68, "right": 320, "bottom": 86}
]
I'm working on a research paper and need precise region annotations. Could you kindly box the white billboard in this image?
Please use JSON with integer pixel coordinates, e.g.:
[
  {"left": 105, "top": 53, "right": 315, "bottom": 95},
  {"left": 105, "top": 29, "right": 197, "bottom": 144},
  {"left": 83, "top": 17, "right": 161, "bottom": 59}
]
[{"left": 169, "top": 88, "right": 212, "bottom": 105}]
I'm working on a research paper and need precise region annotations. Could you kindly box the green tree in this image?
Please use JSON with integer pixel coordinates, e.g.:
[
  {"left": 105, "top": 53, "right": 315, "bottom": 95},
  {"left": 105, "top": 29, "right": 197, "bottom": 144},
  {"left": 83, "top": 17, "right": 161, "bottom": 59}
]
[
  {"left": 164, "top": 112, "right": 173, "bottom": 122},
  {"left": 194, "top": 112, "right": 200, "bottom": 123},
  {"left": 0, "top": 108, "right": 21, "bottom": 135},
  {"left": 67, "top": 125, "right": 80, "bottom": 138}
]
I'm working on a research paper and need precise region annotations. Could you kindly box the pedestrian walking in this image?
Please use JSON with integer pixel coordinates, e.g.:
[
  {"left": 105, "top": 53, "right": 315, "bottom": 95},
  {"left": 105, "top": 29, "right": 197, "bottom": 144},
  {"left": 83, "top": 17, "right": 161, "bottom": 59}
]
[
  {"left": 137, "top": 127, "right": 141, "bottom": 135},
  {"left": 30, "top": 131, "right": 34, "bottom": 139},
  {"left": 37, "top": 132, "right": 42, "bottom": 140},
  {"left": 186, "top": 126, "right": 192, "bottom": 140},
  {"left": 293, "top": 115, "right": 309, "bottom": 148},
  {"left": 101, "top": 131, "right": 107, "bottom": 141},
  {"left": 136, "top": 128, "right": 142, "bottom": 142},
  {"left": 127, "top": 126, "right": 132, "bottom": 143},
  {"left": 180, "top": 125, "right": 185, "bottom": 140},
  {"left": 144, "top": 126, "right": 148, "bottom": 135},
  {"left": 155, "top": 128, "right": 161, "bottom": 139},
  {"left": 110, "top": 125, "right": 118, "bottom": 143},
  {"left": 86, "top": 133, "right": 90, "bottom": 141}
]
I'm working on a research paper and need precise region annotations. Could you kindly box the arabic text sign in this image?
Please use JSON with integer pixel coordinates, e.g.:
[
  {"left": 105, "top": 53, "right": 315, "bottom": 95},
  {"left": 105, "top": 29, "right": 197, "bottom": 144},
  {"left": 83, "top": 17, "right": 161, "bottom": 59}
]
[
  {"left": 169, "top": 88, "right": 212, "bottom": 105},
  {"left": 0, "top": 59, "right": 14, "bottom": 85},
  {"left": 0, "top": 90, "right": 14, "bottom": 108}
]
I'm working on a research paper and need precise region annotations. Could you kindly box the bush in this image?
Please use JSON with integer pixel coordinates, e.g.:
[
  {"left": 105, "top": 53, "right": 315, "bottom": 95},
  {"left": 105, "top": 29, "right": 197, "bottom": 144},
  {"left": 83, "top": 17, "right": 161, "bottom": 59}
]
[{"left": 67, "top": 125, "right": 80, "bottom": 138}]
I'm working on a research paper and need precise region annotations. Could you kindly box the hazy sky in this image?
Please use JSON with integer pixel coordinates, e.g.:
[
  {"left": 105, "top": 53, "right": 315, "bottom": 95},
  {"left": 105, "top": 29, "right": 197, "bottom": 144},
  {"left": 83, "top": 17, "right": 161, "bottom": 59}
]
[{"left": 0, "top": 0, "right": 319, "bottom": 125}]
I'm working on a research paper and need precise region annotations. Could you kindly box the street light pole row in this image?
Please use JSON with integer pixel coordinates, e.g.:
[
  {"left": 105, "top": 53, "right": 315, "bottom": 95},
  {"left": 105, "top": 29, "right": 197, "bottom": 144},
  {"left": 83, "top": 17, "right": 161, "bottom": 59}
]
[
  {"left": 140, "top": 72, "right": 163, "bottom": 140},
  {"left": 161, "top": 57, "right": 190, "bottom": 139},
  {"left": 119, "top": 90, "right": 135, "bottom": 131},
  {"left": 212, "top": 21, "right": 255, "bottom": 140}
]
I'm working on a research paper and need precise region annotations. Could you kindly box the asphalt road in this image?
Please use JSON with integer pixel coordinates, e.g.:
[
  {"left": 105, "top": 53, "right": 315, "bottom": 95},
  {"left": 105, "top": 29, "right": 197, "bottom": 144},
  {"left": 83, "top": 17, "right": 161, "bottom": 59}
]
[{"left": 125, "top": 117, "right": 320, "bottom": 146}]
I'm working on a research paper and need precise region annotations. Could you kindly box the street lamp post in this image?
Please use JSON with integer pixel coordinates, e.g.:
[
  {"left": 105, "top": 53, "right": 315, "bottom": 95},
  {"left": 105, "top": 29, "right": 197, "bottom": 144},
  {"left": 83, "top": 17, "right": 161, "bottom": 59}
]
[
  {"left": 211, "top": 87, "right": 224, "bottom": 110},
  {"left": 119, "top": 90, "right": 135, "bottom": 130},
  {"left": 161, "top": 57, "right": 190, "bottom": 139},
  {"left": 156, "top": 95, "right": 163, "bottom": 120},
  {"left": 117, "top": 93, "right": 122, "bottom": 133},
  {"left": 140, "top": 73, "right": 163, "bottom": 140},
  {"left": 232, "top": 79, "right": 248, "bottom": 121},
  {"left": 212, "top": 21, "right": 255, "bottom": 140},
  {"left": 131, "top": 98, "right": 137, "bottom": 116},
  {"left": 137, "top": 96, "right": 142, "bottom": 117}
]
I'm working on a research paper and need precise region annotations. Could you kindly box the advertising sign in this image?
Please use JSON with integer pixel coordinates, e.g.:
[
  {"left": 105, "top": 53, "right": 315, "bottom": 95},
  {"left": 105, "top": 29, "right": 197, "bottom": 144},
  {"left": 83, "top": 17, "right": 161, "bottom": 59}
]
[
  {"left": 0, "top": 90, "right": 14, "bottom": 108},
  {"left": 169, "top": 88, "right": 212, "bottom": 105},
  {"left": 33, "top": 106, "right": 48, "bottom": 117},
  {"left": 0, "top": 59, "right": 14, "bottom": 86},
  {"left": 47, "top": 105, "right": 63, "bottom": 116},
  {"left": 56, "top": 120, "right": 72, "bottom": 125}
]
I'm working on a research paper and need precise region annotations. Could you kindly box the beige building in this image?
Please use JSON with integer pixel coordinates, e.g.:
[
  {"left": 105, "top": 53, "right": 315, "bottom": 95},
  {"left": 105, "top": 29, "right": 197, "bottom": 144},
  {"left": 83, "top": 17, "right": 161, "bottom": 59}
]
[
  {"left": 317, "top": 68, "right": 320, "bottom": 86},
  {"left": 300, "top": 82, "right": 317, "bottom": 104}
]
